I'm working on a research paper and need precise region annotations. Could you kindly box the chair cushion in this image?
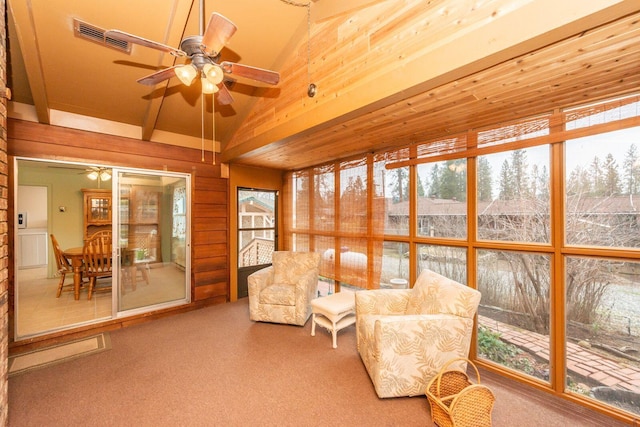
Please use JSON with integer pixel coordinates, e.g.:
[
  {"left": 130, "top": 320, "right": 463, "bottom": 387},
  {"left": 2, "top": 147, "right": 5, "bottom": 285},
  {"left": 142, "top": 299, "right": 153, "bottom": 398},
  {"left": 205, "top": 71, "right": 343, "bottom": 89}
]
[
  {"left": 405, "top": 270, "right": 480, "bottom": 318},
  {"left": 259, "top": 283, "right": 296, "bottom": 306}
]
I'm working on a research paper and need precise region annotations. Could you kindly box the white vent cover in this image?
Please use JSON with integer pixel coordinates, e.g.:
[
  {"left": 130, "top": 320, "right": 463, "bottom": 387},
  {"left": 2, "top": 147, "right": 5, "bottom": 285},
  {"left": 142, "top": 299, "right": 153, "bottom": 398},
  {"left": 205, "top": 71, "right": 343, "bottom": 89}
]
[{"left": 73, "top": 18, "right": 131, "bottom": 54}]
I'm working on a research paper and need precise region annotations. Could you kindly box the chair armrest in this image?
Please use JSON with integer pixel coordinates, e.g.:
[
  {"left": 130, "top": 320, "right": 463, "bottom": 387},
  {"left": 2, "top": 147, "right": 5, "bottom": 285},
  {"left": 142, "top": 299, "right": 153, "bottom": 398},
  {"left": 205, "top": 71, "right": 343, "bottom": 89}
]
[
  {"left": 373, "top": 314, "right": 475, "bottom": 354},
  {"left": 248, "top": 266, "right": 274, "bottom": 295},
  {"left": 355, "top": 289, "right": 411, "bottom": 316},
  {"left": 374, "top": 313, "right": 473, "bottom": 329}
]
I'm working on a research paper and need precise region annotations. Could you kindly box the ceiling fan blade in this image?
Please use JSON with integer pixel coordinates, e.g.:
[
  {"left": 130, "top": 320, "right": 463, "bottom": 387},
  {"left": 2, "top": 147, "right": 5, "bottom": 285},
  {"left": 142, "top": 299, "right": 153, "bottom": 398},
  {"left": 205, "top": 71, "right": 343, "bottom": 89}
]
[
  {"left": 216, "top": 83, "right": 234, "bottom": 106},
  {"left": 136, "top": 66, "right": 181, "bottom": 86},
  {"left": 201, "top": 13, "right": 237, "bottom": 57},
  {"left": 219, "top": 62, "right": 280, "bottom": 85},
  {"left": 104, "top": 30, "right": 186, "bottom": 57}
]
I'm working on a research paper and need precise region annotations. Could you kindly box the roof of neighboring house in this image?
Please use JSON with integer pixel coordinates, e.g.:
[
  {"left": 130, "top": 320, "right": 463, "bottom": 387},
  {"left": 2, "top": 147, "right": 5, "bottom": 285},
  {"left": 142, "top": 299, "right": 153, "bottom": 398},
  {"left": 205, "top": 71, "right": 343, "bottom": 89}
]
[
  {"left": 386, "top": 195, "right": 640, "bottom": 217},
  {"left": 238, "top": 196, "right": 274, "bottom": 213}
]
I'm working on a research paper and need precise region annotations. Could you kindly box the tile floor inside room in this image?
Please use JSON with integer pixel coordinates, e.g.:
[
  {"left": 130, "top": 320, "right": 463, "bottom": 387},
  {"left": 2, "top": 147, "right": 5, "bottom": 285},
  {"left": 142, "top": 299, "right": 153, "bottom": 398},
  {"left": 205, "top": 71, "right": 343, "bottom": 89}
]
[{"left": 15, "top": 264, "right": 186, "bottom": 338}]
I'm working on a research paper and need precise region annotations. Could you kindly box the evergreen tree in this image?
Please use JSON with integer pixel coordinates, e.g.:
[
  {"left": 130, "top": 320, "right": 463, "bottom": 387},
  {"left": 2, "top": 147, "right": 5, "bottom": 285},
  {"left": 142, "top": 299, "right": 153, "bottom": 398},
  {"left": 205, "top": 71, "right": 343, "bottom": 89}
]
[
  {"left": 567, "top": 165, "right": 591, "bottom": 196},
  {"left": 536, "top": 164, "right": 550, "bottom": 201},
  {"left": 428, "top": 163, "right": 441, "bottom": 198},
  {"left": 388, "top": 167, "right": 408, "bottom": 203},
  {"left": 498, "top": 159, "right": 514, "bottom": 200},
  {"left": 416, "top": 172, "right": 426, "bottom": 197},
  {"left": 622, "top": 143, "right": 639, "bottom": 195},
  {"left": 477, "top": 156, "right": 493, "bottom": 201},
  {"left": 510, "top": 149, "right": 530, "bottom": 198},
  {"left": 602, "top": 153, "right": 621, "bottom": 196},
  {"left": 439, "top": 160, "right": 461, "bottom": 200},
  {"left": 588, "top": 156, "right": 605, "bottom": 196}
]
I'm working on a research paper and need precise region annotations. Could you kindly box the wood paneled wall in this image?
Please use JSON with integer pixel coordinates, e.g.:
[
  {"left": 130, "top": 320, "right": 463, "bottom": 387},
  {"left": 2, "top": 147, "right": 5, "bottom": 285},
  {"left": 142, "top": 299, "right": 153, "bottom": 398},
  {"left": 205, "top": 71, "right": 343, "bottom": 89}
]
[{"left": 7, "top": 119, "right": 229, "bottom": 345}]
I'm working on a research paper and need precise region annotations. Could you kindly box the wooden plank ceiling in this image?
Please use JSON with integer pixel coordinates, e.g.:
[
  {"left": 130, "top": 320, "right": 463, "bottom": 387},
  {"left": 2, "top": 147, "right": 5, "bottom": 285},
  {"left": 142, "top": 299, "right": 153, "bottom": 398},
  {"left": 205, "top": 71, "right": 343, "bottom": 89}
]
[{"left": 222, "top": 0, "right": 640, "bottom": 171}]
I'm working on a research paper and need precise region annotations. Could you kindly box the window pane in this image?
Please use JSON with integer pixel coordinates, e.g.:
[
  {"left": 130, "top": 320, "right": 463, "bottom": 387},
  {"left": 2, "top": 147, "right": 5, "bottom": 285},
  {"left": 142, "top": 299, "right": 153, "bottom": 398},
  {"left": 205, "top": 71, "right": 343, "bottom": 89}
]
[
  {"left": 380, "top": 241, "right": 409, "bottom": 288},
  {"left": 340, "top": 159, "right": 368, "bottom": 234},
  {"left": 565, "top": 127, "right": 640, "bottom": 248},
  {"left": 384, "top": 166, "right": 409, "bottom": 235},
  {"left": 292, "top": 171, "right": 309, "bottom": 229},
  {"left": 238, "top": 190, "right": 276, "bottom": 267},
  {"left": 417, "top": 160, "right": 467, "bottom": 238},
  {"left": 314, "top": 166, "right": 335, "bottom": 232},
  {"left": 565, "top": 257, "right": 640, "bottom": 417},
  {"left": 317, "top": 236, "right": 336, "bottom": 284},
  {"left": 336, "top": 238, "right": 368, "bottom": 289},
  {"left": 417, "top": 244, "right": 466, "bottom": 284},
  {"left": 291, "top": 233, "right": 309, "bottom": 252},
  {"left": 477, "top": 146, "right": 551, "bottom": 243},
  {"left": 477, "top": 249, "right": 551, "bottom": 382}
]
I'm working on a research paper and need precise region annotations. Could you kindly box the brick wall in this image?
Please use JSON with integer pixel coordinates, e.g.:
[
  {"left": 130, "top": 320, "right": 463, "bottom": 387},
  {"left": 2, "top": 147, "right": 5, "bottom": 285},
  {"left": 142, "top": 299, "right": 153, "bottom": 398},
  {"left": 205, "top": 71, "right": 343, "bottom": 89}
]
[{"left": 0, "top": 0, "right": 8, "bottom": 423}]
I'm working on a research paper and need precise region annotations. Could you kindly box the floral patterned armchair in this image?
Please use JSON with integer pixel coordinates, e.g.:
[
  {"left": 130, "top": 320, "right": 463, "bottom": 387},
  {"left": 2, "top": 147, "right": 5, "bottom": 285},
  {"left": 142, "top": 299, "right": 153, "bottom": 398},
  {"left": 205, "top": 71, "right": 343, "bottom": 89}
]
[
  {"left": 248, "top": 251, "right": 321, "bottom": 326},
  {"left": 355, "top": 269, "right": 481, "bottom": 398}
]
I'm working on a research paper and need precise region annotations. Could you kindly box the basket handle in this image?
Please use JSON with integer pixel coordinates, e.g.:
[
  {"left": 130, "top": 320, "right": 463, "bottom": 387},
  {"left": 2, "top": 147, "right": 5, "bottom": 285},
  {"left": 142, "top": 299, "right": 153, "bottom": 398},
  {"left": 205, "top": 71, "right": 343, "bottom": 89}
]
[{"left": 434, "top": 357, "right": 482, "bottom": 397}]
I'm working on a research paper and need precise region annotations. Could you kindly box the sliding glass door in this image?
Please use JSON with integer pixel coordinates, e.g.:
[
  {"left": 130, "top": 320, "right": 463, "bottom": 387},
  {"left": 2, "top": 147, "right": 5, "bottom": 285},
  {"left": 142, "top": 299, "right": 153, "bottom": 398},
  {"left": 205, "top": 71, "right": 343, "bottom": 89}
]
[
  {"left": 115, "top": 170, "right": 190, "bottom": 313},
  {"left": 14, "top": 158, "right": 191, "bottom": 340}
]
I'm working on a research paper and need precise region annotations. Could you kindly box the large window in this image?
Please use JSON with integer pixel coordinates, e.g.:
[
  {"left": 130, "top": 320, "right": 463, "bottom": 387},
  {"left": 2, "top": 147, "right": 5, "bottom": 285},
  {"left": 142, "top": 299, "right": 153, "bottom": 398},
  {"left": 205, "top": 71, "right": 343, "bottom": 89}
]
[{"left": 284, "top": 93, "right": 640, "bottom": 419}]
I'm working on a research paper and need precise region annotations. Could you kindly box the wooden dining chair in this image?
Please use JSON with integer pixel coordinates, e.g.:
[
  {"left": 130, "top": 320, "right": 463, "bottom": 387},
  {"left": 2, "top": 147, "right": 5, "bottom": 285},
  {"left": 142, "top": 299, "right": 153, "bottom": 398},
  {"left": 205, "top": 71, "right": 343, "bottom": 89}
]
[
  {"left": 50, "top": 234, "right": 74, "bottom": 298},
  {"left": 83, "top": 231, "right": 113, "bottom": 300}
]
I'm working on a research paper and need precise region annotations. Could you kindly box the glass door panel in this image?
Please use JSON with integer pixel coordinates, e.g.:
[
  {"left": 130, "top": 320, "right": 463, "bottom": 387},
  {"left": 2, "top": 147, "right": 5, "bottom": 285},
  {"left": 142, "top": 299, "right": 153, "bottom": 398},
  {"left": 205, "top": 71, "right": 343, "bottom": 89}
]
[
  {"left": 117, "top": 171, "right": 189, "bottom": 313},
  {"left": 237, "top": 188, "right": 277, "bottom": 298}
]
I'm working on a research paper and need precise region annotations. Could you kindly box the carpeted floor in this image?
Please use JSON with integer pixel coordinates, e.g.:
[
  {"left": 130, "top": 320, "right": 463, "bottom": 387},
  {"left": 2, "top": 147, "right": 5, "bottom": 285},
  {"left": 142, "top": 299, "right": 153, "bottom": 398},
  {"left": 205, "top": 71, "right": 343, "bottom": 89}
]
[{"left": 7, "top": 299, "right": 630, "bottom": 426}]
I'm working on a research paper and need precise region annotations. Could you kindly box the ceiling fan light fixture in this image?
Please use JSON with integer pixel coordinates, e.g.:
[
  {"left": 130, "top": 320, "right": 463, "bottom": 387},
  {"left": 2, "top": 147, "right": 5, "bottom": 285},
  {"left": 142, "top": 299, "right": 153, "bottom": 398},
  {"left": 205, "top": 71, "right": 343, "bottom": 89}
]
[
  {"left": 201, "top": 76, "right": 219, "bottom": 94},
  {"left": 203, "top": 63, "right": 224, "bottom": 85},
  {"left": 100, "top": 171, "right": 112, "bottom": 181},
  {"left": 175, "top": 64, "right": 198, "bottom": 86},
  {"left": 87, "top": 171, "right": 99, "bottom": 180}
]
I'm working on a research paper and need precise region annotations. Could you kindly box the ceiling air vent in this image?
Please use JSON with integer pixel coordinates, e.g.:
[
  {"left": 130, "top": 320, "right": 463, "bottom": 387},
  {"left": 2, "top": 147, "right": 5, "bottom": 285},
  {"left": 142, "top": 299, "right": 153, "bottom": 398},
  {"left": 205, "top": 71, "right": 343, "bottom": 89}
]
[{"left": 73, "top": 18, "right": 131, "bottom": 54}]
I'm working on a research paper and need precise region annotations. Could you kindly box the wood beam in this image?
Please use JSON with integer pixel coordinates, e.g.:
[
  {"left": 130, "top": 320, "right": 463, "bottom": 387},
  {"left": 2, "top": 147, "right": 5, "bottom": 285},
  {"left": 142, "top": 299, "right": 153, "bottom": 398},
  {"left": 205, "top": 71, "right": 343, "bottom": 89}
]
[{"left": 8, "top": 0, "right": 50, "bottom": 124}]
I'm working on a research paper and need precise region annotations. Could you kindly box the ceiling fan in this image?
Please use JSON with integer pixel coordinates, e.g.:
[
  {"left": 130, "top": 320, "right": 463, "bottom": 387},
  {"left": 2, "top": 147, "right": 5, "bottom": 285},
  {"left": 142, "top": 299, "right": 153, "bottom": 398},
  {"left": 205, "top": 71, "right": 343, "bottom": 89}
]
[{"left": 102, "top": 2, "right": 280, "bottom": 105}]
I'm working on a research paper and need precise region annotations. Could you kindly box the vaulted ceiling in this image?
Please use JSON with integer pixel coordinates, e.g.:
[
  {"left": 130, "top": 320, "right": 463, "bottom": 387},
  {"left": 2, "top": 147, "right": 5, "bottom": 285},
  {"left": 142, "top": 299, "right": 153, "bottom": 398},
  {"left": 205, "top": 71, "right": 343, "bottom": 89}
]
[{"left": 7, "top": 0, "right": 640, "bottom": 171}]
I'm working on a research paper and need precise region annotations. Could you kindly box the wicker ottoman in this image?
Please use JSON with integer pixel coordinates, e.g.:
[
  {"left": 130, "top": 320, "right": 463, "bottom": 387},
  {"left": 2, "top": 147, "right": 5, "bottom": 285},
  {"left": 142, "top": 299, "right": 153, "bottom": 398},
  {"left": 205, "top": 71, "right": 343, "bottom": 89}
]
[{"left": 310, "top": 290, "right": 356, "bottom": 348}]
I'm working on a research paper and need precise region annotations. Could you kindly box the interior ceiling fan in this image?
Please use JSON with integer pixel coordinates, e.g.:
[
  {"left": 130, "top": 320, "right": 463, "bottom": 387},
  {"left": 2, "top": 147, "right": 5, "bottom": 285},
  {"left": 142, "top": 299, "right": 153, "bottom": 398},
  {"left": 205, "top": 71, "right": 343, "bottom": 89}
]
[{"left": 103, "top": 2, "right": 280, "bottom": 105}]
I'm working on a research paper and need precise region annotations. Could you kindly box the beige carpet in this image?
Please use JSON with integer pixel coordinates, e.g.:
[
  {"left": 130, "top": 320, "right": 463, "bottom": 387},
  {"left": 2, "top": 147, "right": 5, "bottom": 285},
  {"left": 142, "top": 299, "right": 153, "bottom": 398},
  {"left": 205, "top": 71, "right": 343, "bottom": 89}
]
[
  {"left": 8, "top": 301, "right": 630, "bottom": 426},
  {"left": 9, "top": 333, "right": 111, "bottom": 377}
]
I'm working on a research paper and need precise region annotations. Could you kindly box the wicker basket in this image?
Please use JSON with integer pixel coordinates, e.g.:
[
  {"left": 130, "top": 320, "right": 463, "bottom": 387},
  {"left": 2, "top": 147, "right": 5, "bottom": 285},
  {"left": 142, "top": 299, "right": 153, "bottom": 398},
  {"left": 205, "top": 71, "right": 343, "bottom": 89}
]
[{"left": 425, "top": 358, "right": 495, "bottom": 427}]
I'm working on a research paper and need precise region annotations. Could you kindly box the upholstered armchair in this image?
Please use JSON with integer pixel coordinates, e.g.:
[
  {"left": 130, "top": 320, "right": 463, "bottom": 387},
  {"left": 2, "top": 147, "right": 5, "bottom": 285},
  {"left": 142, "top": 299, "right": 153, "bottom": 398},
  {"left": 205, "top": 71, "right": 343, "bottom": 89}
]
[
  {"left": 248, "top": 251, "right": 321, "bottom": 326},
  {"left": 355, "top": 269, "right": 481, "bottom": 398}
]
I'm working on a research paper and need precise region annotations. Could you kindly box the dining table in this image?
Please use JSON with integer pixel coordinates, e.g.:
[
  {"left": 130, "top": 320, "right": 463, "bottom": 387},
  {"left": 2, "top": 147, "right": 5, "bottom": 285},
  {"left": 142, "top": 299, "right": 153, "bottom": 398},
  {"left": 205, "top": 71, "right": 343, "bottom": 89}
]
[{"left": 62, "top": 246, "right": 84, "bottom": 300}]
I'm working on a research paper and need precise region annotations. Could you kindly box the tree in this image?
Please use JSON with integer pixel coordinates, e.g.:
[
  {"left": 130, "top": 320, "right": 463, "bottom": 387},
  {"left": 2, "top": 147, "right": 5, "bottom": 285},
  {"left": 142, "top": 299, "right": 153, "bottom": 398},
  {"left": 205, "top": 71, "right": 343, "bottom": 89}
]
[
  {"left": 622, "top": 143, "right": 639, "bottom": 195},
  {"left": 439, "top": 160, "right": 466, "bottom": 201},
  {"left": 427, "top": 163, "right": 441, "bottom": 198},
  {"left": 477, "top": 157, "right": 493, "bottom": 201},
  {"left": 602, "top": 153, "right": 621, "bottom": 196},
  {"left": 416, "top": 172, "right": 426, "bottom": 198},
  {"left": 510, "top": 149, "right": 530, "bottom": 198},
  {"left": 498, "top": 159, "right": 514, "bottom": 200},
  {"left": 566, "top": 165, "right": 591, "bottom": 196},
  {"left": 387, "top": 167, "right": 409, "bottom": 203},
  {"left": 533, "top": 164, "right": 550, "bottom": 201},
  {"left": 588, "top": 156, "right": 605, "bottom": 196}
]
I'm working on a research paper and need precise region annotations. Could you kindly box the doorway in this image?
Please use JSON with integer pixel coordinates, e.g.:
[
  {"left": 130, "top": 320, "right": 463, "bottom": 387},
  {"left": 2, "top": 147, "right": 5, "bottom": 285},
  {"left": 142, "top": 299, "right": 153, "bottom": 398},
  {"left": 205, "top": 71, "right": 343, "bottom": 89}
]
[
  {"left": 14, "top": 158, "right": 191, "bottom": 339},
  {"left": 237, "top": 188, "right": 277, "bottom": 298}
]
